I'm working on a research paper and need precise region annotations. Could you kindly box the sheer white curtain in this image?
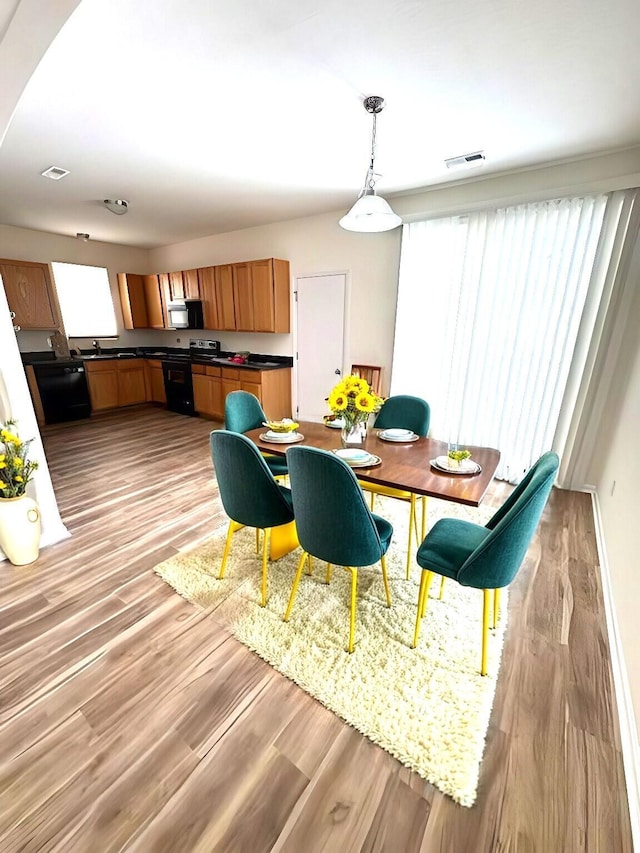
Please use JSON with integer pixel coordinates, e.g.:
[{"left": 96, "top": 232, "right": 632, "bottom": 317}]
[{"left": 391, "top": 194, "right": 618, "bottom": 481}]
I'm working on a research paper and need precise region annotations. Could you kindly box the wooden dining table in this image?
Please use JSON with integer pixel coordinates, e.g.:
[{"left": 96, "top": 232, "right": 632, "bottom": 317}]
[{"left": 244, "top": 422, "right": 501, "bottom": 559}]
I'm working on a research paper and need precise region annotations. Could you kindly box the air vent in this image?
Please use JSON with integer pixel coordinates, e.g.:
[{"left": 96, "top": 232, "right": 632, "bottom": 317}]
[
  {"left": 445, "top": 151, "right": 486, "bottom": 170},
  {"left": 41, "top": 166, "right": 70, "bottom": 180}
]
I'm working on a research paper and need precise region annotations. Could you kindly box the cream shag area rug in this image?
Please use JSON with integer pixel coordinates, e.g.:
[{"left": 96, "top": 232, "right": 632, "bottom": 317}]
[{"left": 154, "top": 496, "right": 507, "bottom": 806}]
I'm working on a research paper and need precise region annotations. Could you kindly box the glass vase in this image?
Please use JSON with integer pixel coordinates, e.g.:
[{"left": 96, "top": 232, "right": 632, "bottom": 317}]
[{"left": 341, "top": 421, "right": 366, "bottom": 448}]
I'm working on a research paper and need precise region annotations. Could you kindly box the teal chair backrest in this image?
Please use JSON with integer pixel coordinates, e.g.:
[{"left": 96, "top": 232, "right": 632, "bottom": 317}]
[
  {"left": 373, "top": 395, "right": 431, "bottom": 436},
  {"left": 224, "top": 390, "right": 265, "bottom": 433},
  {"left": 286, "top": 446, "right": 386, "bottom": 567},
  {"left": 210, "top": 430, "right": 294, "bottom": 530},
  {"left": 457, "top": 451, "right": 559, "bottom": 589}
]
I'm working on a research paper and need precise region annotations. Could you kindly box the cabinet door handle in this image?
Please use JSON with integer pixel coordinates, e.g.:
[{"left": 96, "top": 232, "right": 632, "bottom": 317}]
[
  {"left": 13, "top": 324, "right": 21, "bottom": 331},
  {"left": 9, "top": 311, "right": 16, "bottom": 319}
]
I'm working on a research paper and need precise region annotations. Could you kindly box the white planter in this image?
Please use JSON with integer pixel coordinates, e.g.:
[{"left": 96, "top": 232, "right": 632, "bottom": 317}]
[{"left": 0, "top": 495, "right": 41, "bottom": 565}]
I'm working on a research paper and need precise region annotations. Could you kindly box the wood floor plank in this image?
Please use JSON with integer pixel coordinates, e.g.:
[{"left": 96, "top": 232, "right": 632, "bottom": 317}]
[{"left": 0, "top": 406, "right": 632, "bottom": 851}]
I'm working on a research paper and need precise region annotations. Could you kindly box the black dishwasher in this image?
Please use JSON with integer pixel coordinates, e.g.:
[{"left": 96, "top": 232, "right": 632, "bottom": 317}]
[{"left": 32, "top": 362, "right": 92, "bottom": 424}]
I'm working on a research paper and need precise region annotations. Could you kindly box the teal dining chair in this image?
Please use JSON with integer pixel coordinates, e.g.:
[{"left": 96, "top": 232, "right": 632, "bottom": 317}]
[
  {"left": 210, "top": 430, "right": 295, "bottom": 606},
  {"left": 224, "top": 390, "right": 288, "bottom": 480},
  {"left": 361, "top": 395, "right": 431, "bottom": 580},
  {"left": 284, "top": 446, "right": 393, "bottom": 653},
  {"left": 412, "top": 451, "right": 559, "bottom": 674}
]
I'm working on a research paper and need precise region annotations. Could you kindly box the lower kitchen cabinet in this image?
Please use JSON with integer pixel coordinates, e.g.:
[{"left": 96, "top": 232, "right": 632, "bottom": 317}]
[
  {"left": 193, "top": 364, "right": 292, "bottom": 421},
  {"left": 86, "top": 359, "right": 149, "bottom": 411},
  {"left": 146, "top": 360, "right": 166, "bottom": 403}
]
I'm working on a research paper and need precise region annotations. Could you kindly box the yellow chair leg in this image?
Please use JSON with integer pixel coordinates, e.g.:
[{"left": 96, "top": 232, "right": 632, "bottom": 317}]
[
  {"left": 347, "top": 567, "right": 358, "bottom": 653},
  {"left": 370, "top": 492, "right": 376, "bottom": 511},
  {"left": 481, "top": 589, "right": 491, "bottom": 676},
  {"left": 380, "top": 555, "right": 391, "bottom": 607},
  {"left": 306, "top": 554, "right": 313, "bottom": 576},
  {"left": 219, "top": 520, "right": 238, "bottom": 580},
  {"left": 412, "top": 570, "right": 434, "bottom": 647},
  {"left": 406, "top": 495, "right": 416, "bottom": 580},
  {"left": 284, "top": 551, "right": 309, "bottom": 622},
  {"left": 260, "top": 528, "right": 271, "bottom": 607},
  {"left": 325, "top": 562, "right": 332, "bottom": 584},
  {"left": 421, "top": 496, "right": 427, "bottom": 540},
  {"left": 493, "top": 588, "right": 500, "bottom": 629},
  {"left": 439, "top": 576, "right": 446, "bottom": 600}
]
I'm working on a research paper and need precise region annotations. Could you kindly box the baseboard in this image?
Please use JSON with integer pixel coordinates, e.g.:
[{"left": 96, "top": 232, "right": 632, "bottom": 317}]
[{"left": 590, "top": 488, "right": 640, "bottom": 848}]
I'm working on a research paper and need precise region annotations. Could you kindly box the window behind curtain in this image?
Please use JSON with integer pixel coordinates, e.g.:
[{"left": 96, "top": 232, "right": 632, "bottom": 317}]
[
  {"left": 391, "top": 194, "right": 611, "bottom": 481},
  {"left": 51, "top": 262, "right": 117, "bottom": 338}
]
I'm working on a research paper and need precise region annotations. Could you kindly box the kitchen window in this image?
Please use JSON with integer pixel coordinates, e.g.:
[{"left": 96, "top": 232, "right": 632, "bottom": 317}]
[{"left": 51, "top": 262, "right": 117, "bottom": 338}]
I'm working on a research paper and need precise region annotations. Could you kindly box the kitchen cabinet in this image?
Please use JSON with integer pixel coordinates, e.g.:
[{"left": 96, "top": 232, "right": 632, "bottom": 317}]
[
  {"left": 146, "top": 359, "right": 166, "bottom": 404},
  {"left": 215, "top": 264, "right": 236, "bottom": 329},
  {"left": 1, "top": 260, "right": 57, "bottom": 329},
  {"left": 182, "top": 268, "right": 200, "bottom": 299},
  {"left": 193, "top": 364, "right": 292, "bottom": 421},
  {"left": 158, "top": 274, "right": 173, "bottom": 326},
  {"left": 117, "top": 273, "right": 167, "bottom": 329},
  {"left": 168, "top": 271, "right": 184, "bottom": 300},
  {"left": 232, "top": 263, "right": 254, "bottom": 331},
  {"left": 143, "top": 275, "right": 167, "bottom": 328},
  {"left": 198, "top": 266, "right": 219, "bottom": 330},
  {"left": 118, "top": 273, "right": 148, "bottom": 329},
  {"left": 85, "top": 360, "right": 119, "bottom": 411},
  {"left": 86, "top": 359, "right": 149, "bottom": 411},
  {"left": 231, "top": 259, "right": 290, "bottom": 333},
  {"left": 192, "top": 364, "right": 224, "bottom": 419}
]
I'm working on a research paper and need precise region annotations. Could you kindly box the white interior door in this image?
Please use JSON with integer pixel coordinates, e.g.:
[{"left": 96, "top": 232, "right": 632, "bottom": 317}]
[{"left": 295, "top": 273, "right": 346, "bottom": 421}]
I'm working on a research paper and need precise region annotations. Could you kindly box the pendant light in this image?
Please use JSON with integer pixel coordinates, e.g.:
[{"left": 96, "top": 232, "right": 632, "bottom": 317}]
[{"left": 339, "top": 96, "right": 401, "bottom": 233}]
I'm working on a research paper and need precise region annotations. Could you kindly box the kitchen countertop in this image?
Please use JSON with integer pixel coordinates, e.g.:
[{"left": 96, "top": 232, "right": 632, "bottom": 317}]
[{"left": 21, "top": 350, "right": 293, "bottom": 371}]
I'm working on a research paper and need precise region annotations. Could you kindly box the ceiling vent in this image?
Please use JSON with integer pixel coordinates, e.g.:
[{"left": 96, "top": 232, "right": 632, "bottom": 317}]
[
  {"left": 445, "top": 150, "right": 485, "bottom": 170},
  {"left": 41, "top": 166, "right": 70, "bottom": 180}
]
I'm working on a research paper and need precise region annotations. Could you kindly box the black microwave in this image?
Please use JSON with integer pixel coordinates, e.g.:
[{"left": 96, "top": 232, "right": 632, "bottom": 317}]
[{"left": 167, "top": 299, "right": 204, "bottom": 329}]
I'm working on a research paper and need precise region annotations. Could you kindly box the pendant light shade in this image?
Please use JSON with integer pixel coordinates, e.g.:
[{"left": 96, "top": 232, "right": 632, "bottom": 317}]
[{"left": 339, "top": 96, "right": 401, "bottom": 233}]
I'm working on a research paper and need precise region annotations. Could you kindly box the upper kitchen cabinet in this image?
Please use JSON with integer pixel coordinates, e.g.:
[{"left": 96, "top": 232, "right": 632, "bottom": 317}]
[
  {"left": 168, "top": 270, "right": 184, "bottom": 300},
  {"left": 182, "top": 268, "right": 201, "bottom": 299},
  {"left": 232, "top": 259, "right": 290, "bottom": 333},
  {"left": 198, "top": 266, "right": 219, "bottom": 329},
  {"left": 118, "top": 273, "right": 148, "bottom": 329},
  {"left": 215, "top": 264, "right": 236, "bottom": 330},
  {"left": 118, "top": 273, "right": 167, "bottom": 329},
  {"left": 1, "top": 260, "right": 57, "bottom": 329}
]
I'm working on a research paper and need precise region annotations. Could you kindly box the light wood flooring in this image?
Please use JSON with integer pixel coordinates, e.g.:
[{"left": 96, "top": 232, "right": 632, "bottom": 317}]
[{"left": 0, "top": 406, "right": 633, "bottom": 851}]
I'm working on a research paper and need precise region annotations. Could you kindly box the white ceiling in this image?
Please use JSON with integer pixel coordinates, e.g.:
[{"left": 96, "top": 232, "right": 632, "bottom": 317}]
[{"left": 0, "top": 0, "right": 639, "bottom": 249}]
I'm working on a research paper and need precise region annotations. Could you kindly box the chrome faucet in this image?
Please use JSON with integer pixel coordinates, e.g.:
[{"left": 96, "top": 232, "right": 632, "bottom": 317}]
[{"left": 92, "top": 339, "right": 102, "bottom": 355}]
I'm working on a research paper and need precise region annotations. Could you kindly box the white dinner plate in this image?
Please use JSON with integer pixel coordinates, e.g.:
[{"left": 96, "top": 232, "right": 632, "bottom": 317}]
[
  {"left": 332, "top": 449, "right": 381, "bottom": 468},
  {"left": 259, "top": 432, "right": 304, "bottom": 444},
  {"left": 323, "top": 419, "right": 345, "bottom": 429},
  {"left": 377, "top": 429, "right": 419, "bottom": 442},
  {"left": 430, "top": 455, "right": 482, "bottom": 475}
]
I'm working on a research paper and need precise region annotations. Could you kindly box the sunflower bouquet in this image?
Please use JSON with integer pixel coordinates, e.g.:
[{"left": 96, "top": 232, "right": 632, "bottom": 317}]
[
  {"left": 326, "top": 375, "right": 384, "bottom": 430},
  {"left": 0, "top": 420, "right": 39, "bottom": 499}
]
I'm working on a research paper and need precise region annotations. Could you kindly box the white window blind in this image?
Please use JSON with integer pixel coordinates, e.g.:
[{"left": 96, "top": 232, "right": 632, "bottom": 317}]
[
  {"left": 391, "top": 194, "right": 614, "bottom": 481},
  {"left": 51, "top": 262, "right": 117, "bottom": 338}
]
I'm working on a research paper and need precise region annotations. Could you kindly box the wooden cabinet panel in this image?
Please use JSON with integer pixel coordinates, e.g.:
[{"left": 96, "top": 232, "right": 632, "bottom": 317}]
[
  {"left": 211, "top": 377, "right": 224, "bottom": 418},
  {"left": 199, "top": 266, "right": 219, "bottom": 330},
  {"left": 118, "top": 364, "right": 147, "bottom": 406},
  {"left": 232, "top": 263, "right": 254, "bottom": 331},
  {"left": 117, "top": 273, "right": 148, "bottom": 329},
  {"left": 1, "top": 261, "right": 57, "bottom": 329},
  {"left": 250, "top": 259, "right": 275, "bottom": 332},
  {"left": 215, "top": 264, "right": 236, "bottom": 330},
  {"left": 143, "top": 274, "right": 167, "bottom": 328},
  {"left": 146, "top": 361, "right": 166, "bottom": 403},
  {"left": 86, "top": 362, "right": 119, "bottom": 411},
  {"left": 240, "top": 380, "right": 262, "bottom": 402},
  {"left": 158, "top": 274, "right": 173, "bottom": 326},
  {"left": 168, "top": 271, "right": 185, "bottom": 300},
  {"left": 183, "top": 268, "right": 200, "bottom": 299},
  {"left": 193, "top": 374, "right": 212, "bottom": 415}
]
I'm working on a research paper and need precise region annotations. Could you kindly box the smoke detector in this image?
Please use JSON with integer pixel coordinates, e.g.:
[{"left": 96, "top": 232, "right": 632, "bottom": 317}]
[
  {"left": 104, "top": 199, "right": 128, "bottom": 215},
  {"left": 41, "top": 166, "right": 70, "bottom": 180},
  {"left": 445, "top": 150, "right": 486, "bottom": 170}
]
